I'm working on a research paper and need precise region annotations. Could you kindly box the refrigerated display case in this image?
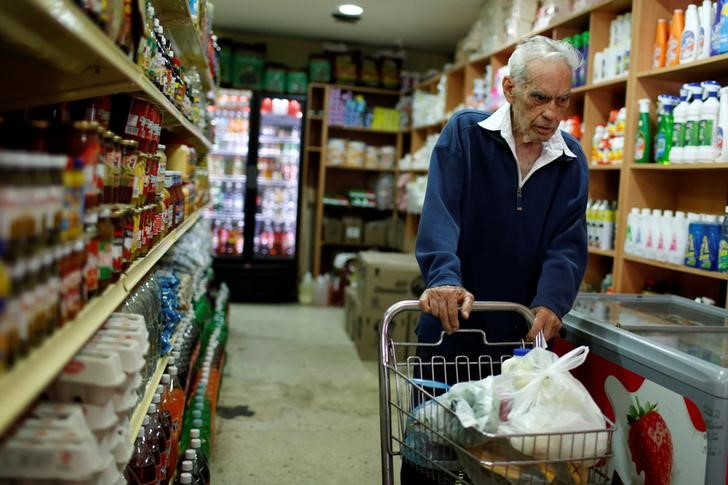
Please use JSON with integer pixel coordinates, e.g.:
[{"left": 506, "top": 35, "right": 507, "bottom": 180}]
[
  {"left": 556, "top": 294, "right": 728, "bottom": 485},
  {"left": 206, "top": 89, "right": 305, "bottom": 302}
]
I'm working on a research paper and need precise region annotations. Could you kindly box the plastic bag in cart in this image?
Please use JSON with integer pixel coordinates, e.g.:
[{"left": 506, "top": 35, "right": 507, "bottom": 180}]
[
  {"left": 496, "top": 346, "right": 609, "bottom": 462},
  {"left": 410, "top": 377, "right": 500, "bottom": 448}
]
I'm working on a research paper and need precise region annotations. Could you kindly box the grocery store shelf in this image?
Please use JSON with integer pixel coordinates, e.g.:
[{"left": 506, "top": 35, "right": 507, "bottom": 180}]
[
  {"left": 128, "top": 356, "right": 170, "bottom": 443},
  {"left": 328, "top": 125, "right": 401, "bottom": 134},
  {"left": 312, "top": 82, "right": 401, "bottom": 96},
  {"left": 258, "top": 178, "right": 297, "bottom": 187},
  {"left": 572, "top": 76, "right": 627, "bottom": 95},
  {"left": 261, "top": 113, "right": 302, "bottom": 127},
  {"left": 308, "top": 114, "right": 325, "bottom": 120},
  {"left": 325, "top": 164, "right": 396, "bottom": 172},
  {"left": 413, "top": 75, "right": 441, "bottom": 91},
  {"left": 0, "top": 207, "right": 205, "bottom": 436},
  {"left": 0, "top": 0, "right": 212, "bottom": 153},
  {"left": 630, "top": 163, "right": 728, "bottom": 170},
  {"left": 209, "top": 149, "right": 248, "bottom": 158},
  {"left": 209, "top": 174, "right": 246, "bottom": 182},
  {"left": 259, "top": 136, "right": 301, "bottom": 144},
  {"left": 636, "top": 52, "right": 728, "bottom": 82},
  {"left": 205, "top": 210, "right": 244, "bottom": 219},
  {"left": 589, "top": 247, "right": 616, "bottom": 257},
  {"left": 306, "top": 146, "right": 322, "bottom": 152},
  {"left": 151, "top": 0, "right": 215, "bottom": 92},
  {"left": 589, "top": 164, "right": 622, "bottom": 171},
  {"left": 623, "top": 254, "right": 728, "bottom": 281}
]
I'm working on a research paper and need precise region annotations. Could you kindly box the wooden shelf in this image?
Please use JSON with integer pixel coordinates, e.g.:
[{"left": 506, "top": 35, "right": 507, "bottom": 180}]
[
  {"left": 128, "top": 356, "right": 170, "bottom": 443},
  {"left": 636, "top": 53, "right": 728, "bottom": 82},
  {"left": 414, "top": 75, "right": 441, "bottom": 91},
  {"left": 572, "top": 76, "right": 628, "bottom": 94},
  {"left": 623, "top": 254, "right": 728, "bottom": 281},
  {"left": 306, "top": 146, "right": 323, "bottom": 152},
  {"left": 308, "top": 114, "right": 325, "bottom": 120},
  {"left": 630, "top": 163, "right": 728, "bottom": 170},
  {"left": 0, "top": 207, "right": 205, "bottom": 435},
  {"left": 312, "top": 82, "right": 401, "bottom": 96},
  {"left": 0, "top": 0, "right": 212, "bottom": 153},
  {"left": 152, "top": 0, "right": 215, "bottom": 92},
  {"left": 589, "top": 164, "right": 622, "bottom": 171},
  {"left": 325, "top": 164, "right": 395, "bottom": 173},
  {"left": 328, "top": 125, "right": 401, "bottom": 134},
  {"left": 589, "top": 247, "right": 616, "bottom": 257}
]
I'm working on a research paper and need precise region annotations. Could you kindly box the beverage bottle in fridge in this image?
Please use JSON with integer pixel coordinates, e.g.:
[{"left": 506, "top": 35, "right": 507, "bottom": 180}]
[
  {"left": 127, "top": 425, "right": 158, "bottom": 485},
  {"left": 146, "top": 404, "right": 167, "bottom": 482}
]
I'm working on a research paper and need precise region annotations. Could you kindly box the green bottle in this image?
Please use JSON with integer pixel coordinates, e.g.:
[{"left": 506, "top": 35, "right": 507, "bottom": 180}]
[
  {"left": 654, "top": 95, "right": 675, "bottom": 164},
  {"left": 635, "top": 98, "right": 652, "bottom": 163}
]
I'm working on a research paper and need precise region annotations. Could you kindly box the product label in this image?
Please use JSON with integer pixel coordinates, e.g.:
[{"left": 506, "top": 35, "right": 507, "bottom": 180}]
[
  {"left": 698, "top": 235, "right": 712, "bottom": 269},
  {"left": 699, "top": 119, "right": 715, "bottom": 146},
  {"left": 85, "top": 239, "right": 99, "bottom": 295},
  {"left": 685, "top": 234, "right": 696, "bottom": 266},
  {"left": 674, "top": 121, "right": 686, "bottom": 147},
  {"left": 681, "top": 31, "right": 696, "bottom": 60},
  {"left": 686, "top": 120, "right": 700, "bottom": 146},
  {"left": 666, "top": 37, "right": 679, "bottom": 64},
  {"left": 635, "top": 134, "right": 645, "bottom": 160},
  {"left": 99, "top": 241, "right": 112, "bottom": 280},
  {"left": 719, "top": 240, "right": 728, "bottom": 272},
  {"left": 714, "top": 127, "right": 724, "bottom": 153},
  {"left": 698, "top": 27, "right": 705, "bottom": 55},
  {"left": 655, "top": 134, "right": 667, "bottom": 160}
]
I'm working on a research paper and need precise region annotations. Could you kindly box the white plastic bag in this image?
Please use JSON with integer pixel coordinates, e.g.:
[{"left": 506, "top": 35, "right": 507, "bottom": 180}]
[
  {"left": 410, "top": 377, "right": 500, "bottom": 447},
  {"left": 496, "top": 346, "right": 609, "bottom": 461}
]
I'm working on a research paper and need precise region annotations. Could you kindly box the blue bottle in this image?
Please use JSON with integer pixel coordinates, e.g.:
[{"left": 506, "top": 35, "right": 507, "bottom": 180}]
[
  {"left": 712, "top": 0, "right": 728, "bottom": 55},
  {"left": 685, "top": 218, "right": 705, "bottom": 267},
  {"left": 698, "top": 215, "right": 721, "bottom": 271}
]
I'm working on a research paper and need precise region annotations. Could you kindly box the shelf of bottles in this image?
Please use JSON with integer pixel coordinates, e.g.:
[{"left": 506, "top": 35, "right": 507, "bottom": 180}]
[
  {"left": 253, "top": 97, "right": 303, "bottom": 259},
  {"left": 207, "top": 90, "right": 251, "bottom": 257}
]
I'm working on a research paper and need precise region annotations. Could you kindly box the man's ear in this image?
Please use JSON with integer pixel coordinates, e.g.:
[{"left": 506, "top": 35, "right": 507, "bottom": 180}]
[{"left": 503, "top": 75, "right": 515, "bottom": 104}]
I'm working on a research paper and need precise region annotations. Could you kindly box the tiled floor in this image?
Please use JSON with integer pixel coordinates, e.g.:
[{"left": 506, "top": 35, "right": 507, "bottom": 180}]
[{"left": 211, "top": 303, "right": 389, "bottom": 484}]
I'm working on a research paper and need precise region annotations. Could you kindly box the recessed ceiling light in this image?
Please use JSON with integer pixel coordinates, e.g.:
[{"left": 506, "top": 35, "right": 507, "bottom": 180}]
[{"left": 337, "top": 4, "right": 363, "bottom": 16}]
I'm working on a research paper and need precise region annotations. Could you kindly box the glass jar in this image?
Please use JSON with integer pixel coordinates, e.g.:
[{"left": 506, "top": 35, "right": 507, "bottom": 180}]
[
  {"left": 110, "top": 210, "right": 124, "bottom": 282},
  {"left": 97, "top": 208, "right": 113, "bottom": 293},
  {"left": 111, "top": 135, "right": 123, "bottom": 204},
  {"left": 101, "top": 131, "right": 115, "bottom": 205},
  {"left": 119, "top": 139, "right": 138, "bottom": 205}
]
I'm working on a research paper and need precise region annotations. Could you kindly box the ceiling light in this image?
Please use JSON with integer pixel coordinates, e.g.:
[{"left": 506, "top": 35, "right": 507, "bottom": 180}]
[{"left": 337, "top": 4, "right": 363, "bottom": 16}]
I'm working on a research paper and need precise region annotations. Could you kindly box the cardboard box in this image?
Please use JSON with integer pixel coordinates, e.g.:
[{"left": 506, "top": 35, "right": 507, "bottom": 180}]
[
  {"left": 323, "top": 217, "right": 343, "bottom": 244},
  {"left": 342, "top": 216, "right": 363, "bottom": 244},
  {"left": 344, "top": 286, "right": 359, "bottom": 340},
  {"left": 363, "top": 220, "right": 388, "bottom": 247},
  {"left": 356, "top": 251, "right": 424, "bottom": 311},
  {"left": 353, "top": 306, "right": 418, "bottom": 361}
]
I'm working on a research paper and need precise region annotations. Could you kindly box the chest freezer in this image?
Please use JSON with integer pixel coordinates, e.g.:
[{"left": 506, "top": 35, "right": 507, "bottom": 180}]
[{"left": 557, "top": 293, "right": 728, "bottom": 485}]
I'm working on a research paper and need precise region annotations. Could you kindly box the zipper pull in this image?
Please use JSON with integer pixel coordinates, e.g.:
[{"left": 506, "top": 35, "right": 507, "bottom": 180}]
[{"left": 516, "top": 187, "right": 523, "bottom": 211}]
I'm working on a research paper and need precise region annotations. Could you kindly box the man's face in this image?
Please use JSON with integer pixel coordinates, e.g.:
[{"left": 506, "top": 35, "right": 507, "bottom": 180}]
[{"left": 503, "top": 59, "right": 572, "bottom": 143}]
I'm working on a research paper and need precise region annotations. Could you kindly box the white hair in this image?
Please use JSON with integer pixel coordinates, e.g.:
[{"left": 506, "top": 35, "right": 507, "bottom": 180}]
[{"left": 507, "top": 35, "right": 583, "bottom": 86}]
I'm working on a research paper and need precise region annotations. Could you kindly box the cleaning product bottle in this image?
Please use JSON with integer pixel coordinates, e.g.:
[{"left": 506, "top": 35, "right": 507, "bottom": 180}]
[
  {"left": 711, "top": 0, "right": 728, "bottom": 55},
  {"left": 667, "top": 9, "right": 686, "bottom": 65},
  {"left": 625, "top": 207, "right": 640, "bottom": 254},
  {"left": 654, "top": 94, "right": 675, "bottom": 163},
  {"left": 698, "top": 80, "right": 722, "bottom": 161},
  {"left": 635, "top": 98, "right": 652, "bottom": 163},
  {"left": 671, "top": 211, "right": 688, "bottom": 263},
  {"left": 645, "top": 208, "right": 662, "bottom": 259},
  {"left": 657, "top": 210, "right": 674, "bottom": 261},
  {"left": 298, "top": 271, "right": 313, "bottom": 304},
  {"left": 685, "top": 212, "right": 705, "bottom": 267},
  {"left": 681, "top": 4, "right": 701, "bottom": 63},
  {"left": 653, "top": 18, "right": 669, "bottom": 68},
  {"left": 699, "top": 0, "right": 715, "bottom": 59},
  {"left": 592, "top": 125, "right": 605, "bottom": 164},
  {"left": 580, "top": 31, "right": 590, "bottom": 86},
  {"left": 684, "top": 83, "right": 706, "bottom": 161},
  {"left": 716, "top": 86, "right": 728, "bottom": 161},
  {"left": 601, "top": 201, "right": 616, "bottom": 250},
  {"left": 698, "top": 214, "right": 720, "bottom": 270},
  {"left": 671, "top": 86, "right": 691, "bottom": 163},
  {"left": 718, "top": 206, "right": 728, "bottom": 271},
  {"left": 637, "top": 208, "right": 652, "bottom": 256}
]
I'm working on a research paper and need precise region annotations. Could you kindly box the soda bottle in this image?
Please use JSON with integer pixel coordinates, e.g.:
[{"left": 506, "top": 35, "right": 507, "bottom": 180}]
[
  {"left": 190, "top": 428, "right": 210, "bottom": 460},
  {"left": 190, "top": 439, "right": 211, "bottom": 485},
  {"left": 146, "top": 403, "right": 167, "bottom": 482},
  {"left": 154, "top": 390, "right": 173, "bottom": 484},
  {"left": 162, "top": 369, "right": 185, "bottom": 469},
  {"left": 177, "top": 459, "right": 203, "bottom": 485},
  {"left": 127, "top": 426, "right": 157, "bottom": 485},
  {"left": 175, "top": 471, "right": 193, "bottom": 485}
]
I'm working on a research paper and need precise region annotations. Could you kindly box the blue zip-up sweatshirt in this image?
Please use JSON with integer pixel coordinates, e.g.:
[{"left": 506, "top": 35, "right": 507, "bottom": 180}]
[{"left": 415, "top": 109, "right": 588, "bottom": 351}]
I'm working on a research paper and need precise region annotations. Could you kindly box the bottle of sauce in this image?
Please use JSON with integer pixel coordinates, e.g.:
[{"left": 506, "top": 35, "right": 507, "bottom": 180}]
[
  {"left": 83, "top": 212, "right": 100, "bottom": 301},
  {"left": 119, "top": 139, "right": 138, "bottom": 205},
  {"left": 110, "top": 209, "right": 124, "bottom": 282},
  {"left": 111, "top": 135, "right": 123, "bottom": 204},
  {"left": 97, "top": 208, "right": 114, "bottom": 292},
  {"left": 102, "top": 131, "right": 116, "bottom": 205},
  {"left": 70, "top": 239, "right": 86, "bottom": 318}
]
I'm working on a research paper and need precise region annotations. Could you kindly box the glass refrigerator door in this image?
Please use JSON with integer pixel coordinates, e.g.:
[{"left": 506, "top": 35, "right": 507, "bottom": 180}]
[
  {"left": 206, "top": 89, "right": 251, "bottom": 256},
  {"left": 253, "top": 96, "right": 303, "bottom": 259}
]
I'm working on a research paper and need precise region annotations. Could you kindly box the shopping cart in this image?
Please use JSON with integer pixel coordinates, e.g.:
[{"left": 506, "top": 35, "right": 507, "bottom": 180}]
[{"left": 378, "top": 300, "right": 615, "bottom": 485}]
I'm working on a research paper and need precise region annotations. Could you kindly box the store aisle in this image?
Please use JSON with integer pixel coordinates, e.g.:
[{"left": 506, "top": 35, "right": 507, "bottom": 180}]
[{"left": 212, "top": 303, "right": 383, "bottom": 484}]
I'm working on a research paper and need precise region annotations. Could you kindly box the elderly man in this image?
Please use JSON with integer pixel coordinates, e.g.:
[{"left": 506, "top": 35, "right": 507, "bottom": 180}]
[{"left": 403, "top": 35, "right": 589, "bottom": 483}]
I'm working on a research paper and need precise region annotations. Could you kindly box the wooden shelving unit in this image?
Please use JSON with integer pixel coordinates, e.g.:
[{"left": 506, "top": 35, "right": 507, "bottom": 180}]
[
  {"left": 0, "top": 0, "right": 213, "bottom": 153},
  {"left": 402, "top": 0, "right": 728, "bottom": 307},
  {"left": 0, "top": 209, "right": 204, "bottom": 434},
  {"left": 303, "top": 83, "right": 405, "bottom": 276}
]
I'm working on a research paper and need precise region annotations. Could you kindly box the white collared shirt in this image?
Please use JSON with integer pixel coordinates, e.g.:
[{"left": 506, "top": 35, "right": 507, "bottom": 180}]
[{"left": 478, "top": 103, "right": 576, "bottom": 188}]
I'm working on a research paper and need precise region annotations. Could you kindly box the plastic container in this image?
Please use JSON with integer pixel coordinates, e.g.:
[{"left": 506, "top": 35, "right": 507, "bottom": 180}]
[
  {"left": 634, "top": 98, "right": 652, "bottom": 163},
  {"left": 718, "top": 206, "right": 728, "bottom": 272},
  {"left": 711, "top": 0, "right": 728, "bottom": 55},
  {"left": 699, "top": 0, "right": 715, "bottom": 59},
  {"left": 667, "top": 8, "right": 685, "bottom": 65},
  {"left": 716, "top": 86, "right": 728, "bottom": 162},
  {"left": 657, "top": 209, "right": 674, "bottom": 261},
  {"left": 698, "top": 81, "right": 721, "bottom": 161},
  {"left": 654, "top": 95, "right": 675, "bottom": 163},
  {"left": 684, "top": 83, "right": 706, "bottom": 161},
  {"left": 680, "top": 4, "right": 700, "bottom": 63},
  {"left": 625, "top": 207, "right": 639, "bottom": 254},
  {"left": 653, "top": 18, "right": 669, "bottom": 68},
  {"left": 671, "top": 85, "right": 691, "bottom": 162},
  {"left": 685, "top": 214, "right": 705, "bottom": 267}
]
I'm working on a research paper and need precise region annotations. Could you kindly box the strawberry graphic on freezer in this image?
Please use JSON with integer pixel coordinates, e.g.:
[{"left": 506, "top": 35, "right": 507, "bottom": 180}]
[{"left": 605, "top": 376, "right": 707, "bottom": 484}]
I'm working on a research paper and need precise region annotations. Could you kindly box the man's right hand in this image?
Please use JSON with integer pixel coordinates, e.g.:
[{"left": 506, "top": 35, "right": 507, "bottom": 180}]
[{"left": 418, "top": 285, "right": 474, "bottom": 334}]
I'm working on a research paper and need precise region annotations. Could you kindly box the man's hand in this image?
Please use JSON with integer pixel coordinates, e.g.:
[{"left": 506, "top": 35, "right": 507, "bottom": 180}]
[
  {"left": 418, "top": 285, "right": 474, "bottom": 334},
  {"left": 527, "top": 306, "right": 562, "bottom": 342}
]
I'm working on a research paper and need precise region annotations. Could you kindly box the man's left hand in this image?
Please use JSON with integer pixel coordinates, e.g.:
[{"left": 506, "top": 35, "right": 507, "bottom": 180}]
[{"left": 527, "top": 306, "right": 562, "bottom": 342}]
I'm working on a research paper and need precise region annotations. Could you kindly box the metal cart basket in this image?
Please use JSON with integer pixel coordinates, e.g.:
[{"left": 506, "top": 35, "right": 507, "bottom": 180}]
[{"left": 379, "top": 300, "right": 615, "bottom": 485}]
